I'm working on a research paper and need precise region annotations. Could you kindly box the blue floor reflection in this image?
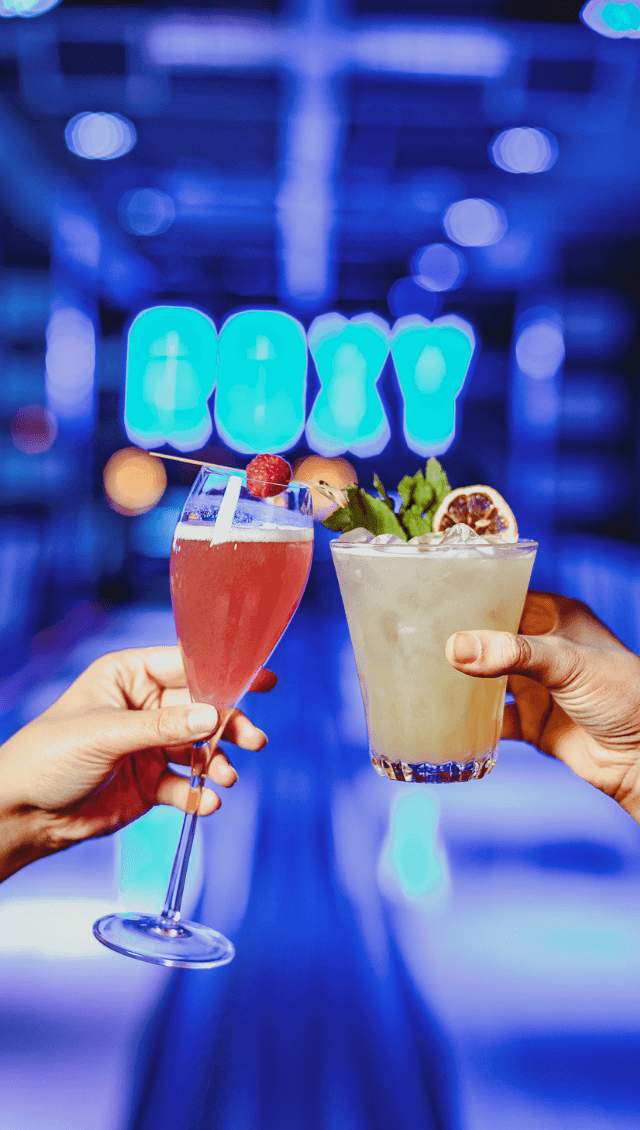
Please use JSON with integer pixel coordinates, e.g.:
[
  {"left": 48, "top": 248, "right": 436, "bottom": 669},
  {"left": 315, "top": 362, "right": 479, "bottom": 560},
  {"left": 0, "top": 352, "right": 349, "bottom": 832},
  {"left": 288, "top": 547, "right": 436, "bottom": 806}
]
[{"left": 1, "top": 545, "right": 640, "bottom": 1129}]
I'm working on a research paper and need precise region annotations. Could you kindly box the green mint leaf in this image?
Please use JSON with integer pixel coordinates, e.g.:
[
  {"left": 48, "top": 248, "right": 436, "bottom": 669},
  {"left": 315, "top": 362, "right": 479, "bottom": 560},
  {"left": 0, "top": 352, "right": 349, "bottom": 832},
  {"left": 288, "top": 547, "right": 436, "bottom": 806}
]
[
  {"left": 395, "top": 457, "right": 452, "bottom": 539},
  {"left": 425, "top": 457, "right": 451, "bottom": 505},
  {"left": 373, "top": 472, "right": 394, "bottom": 510},
  {"left": 397, "top": 474, "right": 415, "bottom": 509},
  {"left": 400, "top": 504, "right": 433, "bottom": 538},
  {"left": 322, "top": 484, "right": 406, "bottom": 538}
]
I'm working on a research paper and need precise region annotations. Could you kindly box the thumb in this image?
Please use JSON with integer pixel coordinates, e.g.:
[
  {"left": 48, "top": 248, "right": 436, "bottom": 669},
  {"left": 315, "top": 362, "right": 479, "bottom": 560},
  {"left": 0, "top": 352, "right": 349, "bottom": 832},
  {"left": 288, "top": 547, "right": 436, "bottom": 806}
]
[
  {"left": 446, "top": 630, "right": 583, "bottom": 689},
  {"left": 81, "top": 702, "right": 219, "bottom": 763}
]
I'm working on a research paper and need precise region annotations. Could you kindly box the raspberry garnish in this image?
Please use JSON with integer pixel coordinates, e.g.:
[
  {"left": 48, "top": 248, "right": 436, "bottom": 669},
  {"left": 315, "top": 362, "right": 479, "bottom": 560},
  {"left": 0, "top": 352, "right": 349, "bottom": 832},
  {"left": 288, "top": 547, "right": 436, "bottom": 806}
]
[{"left": 246, "top": 454, "right": 292, "bottom": 498}]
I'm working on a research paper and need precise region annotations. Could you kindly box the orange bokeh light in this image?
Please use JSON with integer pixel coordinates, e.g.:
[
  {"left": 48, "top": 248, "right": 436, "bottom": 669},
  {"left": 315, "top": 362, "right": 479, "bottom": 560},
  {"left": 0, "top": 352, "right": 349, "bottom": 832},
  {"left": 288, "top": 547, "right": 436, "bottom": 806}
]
[
  {"left": 293, "top": 454, "right": 357, "bottom": 519},
  {"left": 103, "top": 447, "right": 167, "bottom": 516}
]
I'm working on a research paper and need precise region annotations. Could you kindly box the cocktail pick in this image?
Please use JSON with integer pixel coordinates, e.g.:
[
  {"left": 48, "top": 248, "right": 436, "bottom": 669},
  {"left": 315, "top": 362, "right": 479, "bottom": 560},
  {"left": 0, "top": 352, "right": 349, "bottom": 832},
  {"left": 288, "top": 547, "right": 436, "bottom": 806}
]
[{"left": 147, "top": 451, "right": 348, "bottom": 508}]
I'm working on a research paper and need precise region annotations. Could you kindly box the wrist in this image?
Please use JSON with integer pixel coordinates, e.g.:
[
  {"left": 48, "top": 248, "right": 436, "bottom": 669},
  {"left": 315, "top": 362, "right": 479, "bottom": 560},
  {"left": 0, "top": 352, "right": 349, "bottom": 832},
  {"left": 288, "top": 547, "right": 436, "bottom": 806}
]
[
  {"left": 613, "top": 761, "right": 640, "bottom": 827},
  {"left": 0, "top": 803, "right": 51, "bottom": 883}
]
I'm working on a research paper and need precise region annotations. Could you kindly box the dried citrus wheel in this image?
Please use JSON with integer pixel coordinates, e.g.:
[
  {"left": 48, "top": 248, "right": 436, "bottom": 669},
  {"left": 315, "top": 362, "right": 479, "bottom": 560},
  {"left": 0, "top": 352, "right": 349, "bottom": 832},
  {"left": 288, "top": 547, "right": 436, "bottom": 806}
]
[{"left": 432, "top": 485, "right": 518, "bottom": 540}]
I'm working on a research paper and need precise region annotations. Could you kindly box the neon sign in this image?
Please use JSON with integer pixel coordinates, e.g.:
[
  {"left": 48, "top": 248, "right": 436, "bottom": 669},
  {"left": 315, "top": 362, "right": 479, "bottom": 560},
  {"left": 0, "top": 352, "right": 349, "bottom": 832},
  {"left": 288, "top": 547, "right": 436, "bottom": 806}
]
[{"left": 125, "top": 306, "right": 476, "bottom": 457}]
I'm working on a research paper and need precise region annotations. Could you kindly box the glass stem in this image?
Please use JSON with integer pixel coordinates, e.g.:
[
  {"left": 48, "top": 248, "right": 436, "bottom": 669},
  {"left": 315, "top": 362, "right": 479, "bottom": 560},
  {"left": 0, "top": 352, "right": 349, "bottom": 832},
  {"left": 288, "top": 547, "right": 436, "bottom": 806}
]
[{"left": 160, "top": 772, "right": 204, "bottom": 924}]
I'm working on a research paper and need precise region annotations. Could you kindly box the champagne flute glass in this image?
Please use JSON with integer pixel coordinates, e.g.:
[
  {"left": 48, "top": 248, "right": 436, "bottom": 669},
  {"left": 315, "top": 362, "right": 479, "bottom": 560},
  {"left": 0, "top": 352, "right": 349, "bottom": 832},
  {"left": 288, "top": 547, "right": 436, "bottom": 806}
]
[{"left": 93, "top": 465, "right": 313, "bottom": 968}]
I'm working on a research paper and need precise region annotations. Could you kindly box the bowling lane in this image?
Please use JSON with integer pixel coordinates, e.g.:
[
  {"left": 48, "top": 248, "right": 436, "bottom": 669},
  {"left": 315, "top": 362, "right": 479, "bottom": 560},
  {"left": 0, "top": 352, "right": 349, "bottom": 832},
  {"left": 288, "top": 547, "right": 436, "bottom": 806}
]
[{"left": 1, "top": 549, "right": 640, "bottom": 1129}]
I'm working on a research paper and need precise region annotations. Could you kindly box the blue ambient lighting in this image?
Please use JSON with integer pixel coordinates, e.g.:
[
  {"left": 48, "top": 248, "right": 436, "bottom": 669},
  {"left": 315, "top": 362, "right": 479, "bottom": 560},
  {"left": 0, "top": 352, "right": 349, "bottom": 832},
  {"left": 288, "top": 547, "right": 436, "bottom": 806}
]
[
  {"left": 490, "top": 127, "right": 558, "bottom": 175},
  {"left": 515, "top": 311, "right": 565, "bottom": 379},
  {"left": 125, "top": 306, "right": 217, "bottom": 451},
  {"left": 45, "top": 307, "right": 95, "bottom": 428},
  {"left": 215, "top": 311, "right": 308, "bottom": 454},
  {"left": 581, "top": 0, "right": 640, "bottom": 37},
  {"left": 120, "top": 188, "right": 176, "bottom": 236},
  {"left": 390, "top": 315, "right": 476, "bottom": 456},
  {"left": 64, "top": 113, "right": 137, "bottom": 161},
  {"left": 0, "top": 0, "right": 60, "bottom": 15},
  {"left": 443, "top": 197, "right": 506, "bottom": 247},
  {"left": 411, "top": 243, "right": 466, "bottom": 292},
  {"left": 306, "top": 314, "right": 390, "bottom": 457}
]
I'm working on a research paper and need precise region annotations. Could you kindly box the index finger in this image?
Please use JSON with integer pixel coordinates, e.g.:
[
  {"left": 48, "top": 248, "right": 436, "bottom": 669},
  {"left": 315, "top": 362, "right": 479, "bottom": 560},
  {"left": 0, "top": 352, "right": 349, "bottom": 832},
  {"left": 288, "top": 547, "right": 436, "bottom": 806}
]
[{"left": 127, "top": 646, "right": 187, "bottom": 688}]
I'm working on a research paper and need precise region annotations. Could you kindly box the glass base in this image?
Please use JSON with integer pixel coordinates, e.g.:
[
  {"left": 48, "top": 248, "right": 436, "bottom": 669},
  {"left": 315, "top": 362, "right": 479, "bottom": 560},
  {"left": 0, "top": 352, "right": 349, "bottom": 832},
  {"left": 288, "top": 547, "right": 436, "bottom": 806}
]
[
  {"left": 371, "top": 749, "right": 497, "bottom": 783},
  {"left": 92, "top": 912, "right": 235, "bottom": 969}
]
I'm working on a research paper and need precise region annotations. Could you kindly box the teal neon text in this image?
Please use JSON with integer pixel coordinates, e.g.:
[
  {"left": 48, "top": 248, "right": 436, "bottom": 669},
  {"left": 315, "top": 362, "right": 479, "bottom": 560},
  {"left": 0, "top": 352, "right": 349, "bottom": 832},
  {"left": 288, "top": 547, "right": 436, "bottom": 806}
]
[{"left": 125, "top": 306, "right": 476, "bottom": 457}]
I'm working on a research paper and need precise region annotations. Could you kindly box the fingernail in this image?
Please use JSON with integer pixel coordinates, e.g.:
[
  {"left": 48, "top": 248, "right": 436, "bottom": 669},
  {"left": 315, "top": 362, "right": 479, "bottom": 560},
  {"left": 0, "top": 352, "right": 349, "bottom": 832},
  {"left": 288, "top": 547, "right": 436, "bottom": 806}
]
[
  {"left": 187, "top": 704, "right": 218, "bottom": 735},
  {"left": 451, "top": 632, "right": 480, "bottom": 664}
]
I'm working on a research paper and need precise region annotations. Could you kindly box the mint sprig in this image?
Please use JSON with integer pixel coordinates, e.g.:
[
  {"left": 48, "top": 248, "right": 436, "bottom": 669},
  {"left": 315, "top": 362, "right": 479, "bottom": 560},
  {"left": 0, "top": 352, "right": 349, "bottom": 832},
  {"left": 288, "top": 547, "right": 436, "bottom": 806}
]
[{"left": 323, "top": 458, "right": 452, "bottom": 541}]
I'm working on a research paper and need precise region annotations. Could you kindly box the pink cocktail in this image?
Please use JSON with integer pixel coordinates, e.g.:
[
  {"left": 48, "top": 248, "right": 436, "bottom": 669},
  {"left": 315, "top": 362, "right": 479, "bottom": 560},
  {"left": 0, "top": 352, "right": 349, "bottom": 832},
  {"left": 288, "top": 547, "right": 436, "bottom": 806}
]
[
  {"left": 171, "top": 524, "right": 313, "bottom": 709},
  {"left": 94, "top": 465, "right": 313, "bottom": 969}
]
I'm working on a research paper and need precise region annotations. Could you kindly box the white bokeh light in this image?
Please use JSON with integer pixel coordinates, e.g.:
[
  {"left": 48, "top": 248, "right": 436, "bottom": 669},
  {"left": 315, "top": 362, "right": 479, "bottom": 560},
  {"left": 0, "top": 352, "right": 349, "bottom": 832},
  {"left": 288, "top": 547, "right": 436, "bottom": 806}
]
[
  {"left": 65, "top": 113, "right": 137, "bottom": 161},
  {"left": 491, "top": 127, "right": 558, "bottom": 174},
  {"left": 443, "top": 197, "right": 506, "bottom": 247},
  {"left": 411, "top": 243, "right": 466, "bottom": 292}
]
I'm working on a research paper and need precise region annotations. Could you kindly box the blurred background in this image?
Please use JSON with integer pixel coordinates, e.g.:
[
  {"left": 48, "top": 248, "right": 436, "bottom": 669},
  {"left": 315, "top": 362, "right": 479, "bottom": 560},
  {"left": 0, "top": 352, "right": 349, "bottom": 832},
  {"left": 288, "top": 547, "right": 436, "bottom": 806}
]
[{"left": 1, "top": 1, "right": 640, "bottom": 1128}]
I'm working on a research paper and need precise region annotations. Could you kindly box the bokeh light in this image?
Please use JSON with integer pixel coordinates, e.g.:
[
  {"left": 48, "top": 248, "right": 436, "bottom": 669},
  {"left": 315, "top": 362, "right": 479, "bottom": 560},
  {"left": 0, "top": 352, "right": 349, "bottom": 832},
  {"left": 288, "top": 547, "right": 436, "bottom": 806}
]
[
  {"left": 581, "top": 0, "right": 640, "bottom": 38},
  {"left": 120, "top": 188, "right": 176, "bottom": 236},
  {"left": 0, "top": 0, "right": 60, "bottom": 15},
  {"left": 515, "top": 310, "right": 565, "bottom": 378},
  {"left": 443, "top": 197, "right": 506, "bottom": 247},
  {"left": 411, "top": 243, "right": 466, "bottom": 292},
  {"left": 10, "top": 406, "right": 58, "bottom": 454},
  {"left": 45, "top": 307, "right": 95, "bottom": 422},
  {"left": 293, "top": 454, "right": 357, "bottom": 520},
  {"left": 64, "top": 113, "right": 137, "bottom": 161},
  {"left": 103, "top": 448, "right": 168, "bottom": 516},
  {"left": 490, "top": 127, "right": 558, "bottom": 174}
]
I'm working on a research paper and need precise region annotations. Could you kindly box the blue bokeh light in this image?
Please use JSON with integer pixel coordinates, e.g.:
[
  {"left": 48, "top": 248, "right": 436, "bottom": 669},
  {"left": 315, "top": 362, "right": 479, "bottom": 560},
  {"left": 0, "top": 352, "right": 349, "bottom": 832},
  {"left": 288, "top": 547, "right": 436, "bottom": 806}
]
[
  {"left": 64, "top": 113, "right": 137, "bottom": 161},
  {"left": 490, "top": 127, "right": 558, "bottom": 175},
  {"left": 515, "top": 310, "right": 565, "bottom": 379},
  {"left": 411, "top": 243, "right": 466, "bottom": 292},
  {"left": 443, "top": 197, "right": 506, "bottom": 247},
  {"left": 0, "top": 0, "right": 60, "bottom": 16},
  {"left": 120, "top": 188, "right": 176, "bottom": 236}
]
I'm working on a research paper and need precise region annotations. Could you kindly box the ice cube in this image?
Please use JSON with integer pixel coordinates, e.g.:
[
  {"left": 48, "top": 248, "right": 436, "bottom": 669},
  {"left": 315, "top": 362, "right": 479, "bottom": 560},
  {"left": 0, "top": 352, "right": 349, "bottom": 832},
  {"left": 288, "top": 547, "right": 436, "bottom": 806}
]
[
  {"left": 336, "top": 526, "right": 374, "bottom": 544},
  {"left": 370, "top": 533, "right": 406, "bottom": 548},
  {"left": 408, "top": 533, "right": 445, "bottom": 550},
  {"left": 440, "top": 522, "right": 489, "bottom": 545}
]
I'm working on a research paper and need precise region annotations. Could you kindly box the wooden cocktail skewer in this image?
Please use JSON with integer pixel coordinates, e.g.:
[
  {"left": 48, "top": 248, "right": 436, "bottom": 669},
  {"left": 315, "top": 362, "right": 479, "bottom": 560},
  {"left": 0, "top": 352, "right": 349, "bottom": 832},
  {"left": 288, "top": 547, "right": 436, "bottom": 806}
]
[{"left": 147, "top": 450, "right": 348, "bottom": 508}]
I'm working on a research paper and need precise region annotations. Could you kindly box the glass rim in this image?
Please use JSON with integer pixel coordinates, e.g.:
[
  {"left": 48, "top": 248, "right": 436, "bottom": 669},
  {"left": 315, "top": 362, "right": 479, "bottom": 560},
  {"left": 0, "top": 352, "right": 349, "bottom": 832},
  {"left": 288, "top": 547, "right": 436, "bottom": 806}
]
[
  {"left": 330, "top": 535, "right": 538, "bottom": 554},
  {"left": 194, "top": 464, "right": 308, "bottom": 493}
]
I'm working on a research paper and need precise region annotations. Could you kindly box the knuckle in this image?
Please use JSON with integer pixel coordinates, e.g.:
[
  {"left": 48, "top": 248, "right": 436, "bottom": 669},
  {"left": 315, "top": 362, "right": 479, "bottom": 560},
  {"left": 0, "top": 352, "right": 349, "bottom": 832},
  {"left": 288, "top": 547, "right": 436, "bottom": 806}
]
[
  {"left": 154, "top": 710, "right": 181, "bottom": 745},
  {"left": 512, "top": 635, "right": 533, "bottom": 669}
]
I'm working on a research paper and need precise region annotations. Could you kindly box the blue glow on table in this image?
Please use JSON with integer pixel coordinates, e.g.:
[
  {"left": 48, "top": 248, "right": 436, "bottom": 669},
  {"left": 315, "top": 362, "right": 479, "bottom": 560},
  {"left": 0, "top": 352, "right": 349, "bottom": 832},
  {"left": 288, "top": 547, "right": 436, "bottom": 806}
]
[
  {"left": 390, "top": 315, "right": 476, "bottom": 456},
  {"left": 306, "top": 313, "right": 391, "bottom": 457},
  {"left": 125, "top": 306, "right": 217, "bottom": 451},
  {"left": 215, "top": 310, "right": 307, "bottom": 454},
  {"left": 380, "top": 791, "right": 449, "bottom": 901},
  {"left": 490, "top": 127, "right": 558, "bottom": 175}
]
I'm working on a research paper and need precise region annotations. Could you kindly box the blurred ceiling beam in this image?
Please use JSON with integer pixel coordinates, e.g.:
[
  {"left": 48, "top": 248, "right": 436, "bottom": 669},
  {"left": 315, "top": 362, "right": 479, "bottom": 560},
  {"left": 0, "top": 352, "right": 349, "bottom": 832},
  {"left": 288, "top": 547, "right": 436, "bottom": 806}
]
[{"left": 0, "top": 97, "right": 156, "bottom": 307}]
